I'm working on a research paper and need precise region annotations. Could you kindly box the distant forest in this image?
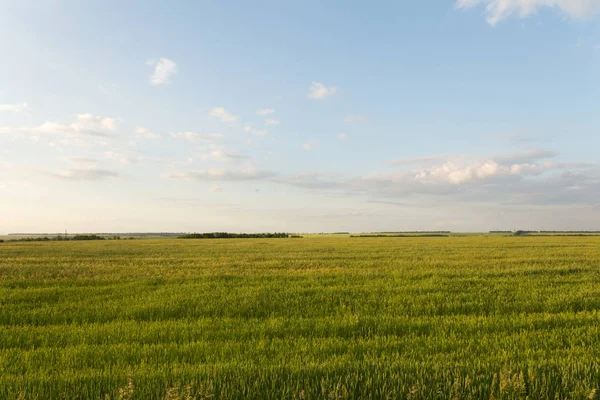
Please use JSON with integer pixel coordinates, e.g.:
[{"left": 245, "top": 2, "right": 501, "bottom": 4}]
[{"left": 179, "top": 232, "right": 289, "bottom": 239}]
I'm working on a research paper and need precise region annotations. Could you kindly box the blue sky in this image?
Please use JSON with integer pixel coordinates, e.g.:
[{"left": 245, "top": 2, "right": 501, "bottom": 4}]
[{"left": 1, "top": 0, "right": 599, "bottom": 233}]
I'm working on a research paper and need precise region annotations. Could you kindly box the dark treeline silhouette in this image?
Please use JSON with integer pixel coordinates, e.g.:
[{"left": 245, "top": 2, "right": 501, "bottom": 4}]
[
  {"left": 7, "top": 234, "right": 108, "bottom": 242},
  {"left": 179, "top": 232, "right": 289, "bottom": 239},
  {"left": 70, "top": 235, "right": 106, "bottom": 241}
]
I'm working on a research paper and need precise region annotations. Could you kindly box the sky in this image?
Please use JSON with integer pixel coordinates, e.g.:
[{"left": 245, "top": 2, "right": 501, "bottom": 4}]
[{"left": 1, "top": 0, "right": 600, "bottom": 233}]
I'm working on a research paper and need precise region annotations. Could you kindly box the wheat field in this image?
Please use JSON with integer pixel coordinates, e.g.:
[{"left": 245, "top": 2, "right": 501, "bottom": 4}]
[{"left": 1, "top": 236, "right": 599, "bottom": 399}]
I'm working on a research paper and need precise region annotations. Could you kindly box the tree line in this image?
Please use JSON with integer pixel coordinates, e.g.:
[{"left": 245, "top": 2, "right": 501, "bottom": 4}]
[{"left": 179, "top": 232, "right": 289, "bottom": 239}]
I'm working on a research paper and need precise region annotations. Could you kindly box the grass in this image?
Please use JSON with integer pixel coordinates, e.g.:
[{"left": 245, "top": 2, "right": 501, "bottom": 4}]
[{"left": 1, "top": 236, "right": 600, "bottom": 399}]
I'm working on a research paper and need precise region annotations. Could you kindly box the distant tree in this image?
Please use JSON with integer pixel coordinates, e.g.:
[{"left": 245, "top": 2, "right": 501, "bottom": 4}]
[{"left": 72, "top": 234, "right": 105, "bottom": 241}]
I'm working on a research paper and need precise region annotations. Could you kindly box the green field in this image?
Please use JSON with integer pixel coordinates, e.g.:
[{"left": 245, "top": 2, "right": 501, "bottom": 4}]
[{"left": 1, "top": 237, "right": 600, "bottom": 399}]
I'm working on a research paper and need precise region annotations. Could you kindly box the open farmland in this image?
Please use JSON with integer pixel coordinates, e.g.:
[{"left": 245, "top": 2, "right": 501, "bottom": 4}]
[{"left": 1, "top": 236, "right": 600, "bottom": 399}]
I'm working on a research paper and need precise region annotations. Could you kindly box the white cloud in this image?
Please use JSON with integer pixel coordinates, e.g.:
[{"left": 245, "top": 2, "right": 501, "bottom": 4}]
[
  {"left": 134, "top": 126, "right": 161, "bottom": 139},
  {"left": 76, "top": 113, "right": 117, "bottom": 131},
  {"left": 60, "top": 156, "right": 98, "bottom": 166},
  {"left": 147, "top": 58, "right": 177, "bottom": 85},
  {"left": 344, "top": 115, "right": 368, "bottom": 123},
  {"left": 51, "top": 168, "right": 119, "bottom": 181},
  {"left": 0, "top": 102, "right": 28, "bottom": 112},
  {"left": 170, "top": 132, "right": 224, "bottom": 142},
  {"left": 242, "top": 124, "right": 268, "bottom": 136},
  {"left": 308, "top": 82, "right": 337, "bottom": 99},
  {"left": 0, "top": 114, "right": 118, "bottom": 138},
  {"left": 210, "top": 185, "right": 222, "bottom": 192},
  {"left": 167, "top": 165, "right": 276, "bottom": 181},
  {"left": 104, "top": 151, "right": 142, "bottom": 165},
  {"left": 456, "top": 0, "right": 600, "bottom": 25},
  {"left": 209, "top": 107, "right": 239, "bottom": 123},
  {"left": 336, "top": 133, "right": 348, "bottom": 140},
  {"left": 257, "top": 108, "right": 275, "bottom": 115},
  {"left": 301, "top": 144, "right": 312, "bottom": 150},
  {"left": 200, "top": 149, "right": 250, "bottom": 164},
  {"left": 264, "top": 119, "right": 280, "bottom": 126}
]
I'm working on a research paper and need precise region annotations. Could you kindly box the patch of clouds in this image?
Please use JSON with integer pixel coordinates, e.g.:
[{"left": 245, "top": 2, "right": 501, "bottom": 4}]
[
  {"left": 336, "top": 133, "right": 348, "bottom": 140},
  {"left": 209, "top": 107, "right": 239, "bottom": 124},
  {"left": 134, "top": 126, "right": 161, "bottom": 139},
  {"left": 76, "top": 113, "right": 117, "bottom": 131},
  {"left": 146, "top": 58, "right": 177, "bottom": 85},
  {"left": 270, "top": 151, "right": 600, "bottom": 208},
  {"left": 104, "top": 151, "right": 142, "bottom": 165},
  {"left": 308, "top": 82, "right": 337, "bottom": 99},
  {"left": 169, "top": 132, "right": 224, "bottom": 142},
  {"left": 50, "top": 168, "right": 119, "bottom": 181},
  {"left": 0, "top": 102, "right": 28, "bottom": 112},
  {"left": 413, "top": 160, "right": 552, "bottom": 185},
  {"left": 257, "top": 108, "right": 275, "bottom": 115},
  {"left": 199, "top": 148, "right": 250, "bottom": 164},
  {"left": 0, "top": 113, "right": 118, "bottom": 139},
  {"left": 244, "top": 124, "right": 268, "bottom": 136},
  {"left": 166, "top": 165, "right": 277, "bottom": 181},
  {"left": 264, "top": 119, "right": 280, "bottom": 126},
  {"left": 210, "top": 185, "right": 222, "bottom": 192},
  {"left": 456, "top": 0, "right": 600, "bottom": 25}
]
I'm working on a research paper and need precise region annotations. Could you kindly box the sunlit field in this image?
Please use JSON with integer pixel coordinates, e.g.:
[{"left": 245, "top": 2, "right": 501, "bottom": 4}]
[{"left": 1, "top": 236, "right": 600, "bottom": 399}]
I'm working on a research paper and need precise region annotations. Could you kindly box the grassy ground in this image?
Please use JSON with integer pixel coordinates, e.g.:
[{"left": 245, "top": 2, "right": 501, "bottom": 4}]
[{"left": 1, "top": 236, "right": 600, "bottom": 399}]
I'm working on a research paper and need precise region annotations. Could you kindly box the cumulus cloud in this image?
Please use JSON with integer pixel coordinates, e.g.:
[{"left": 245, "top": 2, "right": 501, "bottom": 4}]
[
  {"left": 147, "top": 58, "right": 177, "bottom": 85},
  {"left": 134, "top": 126, "right": 161, "bottom": 139},
  {"left": 274, "top": 150, "right": 597, "bottom": 207},
  {"left": 0, "top": 113, "right": 118, "bottom": 138},
  {"left": 264, "top": 119, "right": 280, "bottom": 126},
  {"left": 344, "top": 115, "right": 368, "bottom": 123},
  {"left": 169, "top": 132, "right": 224, "bottom": 142},
  {"left": 209, "top": 107, "right": 239, "bottom": 123},
  {"left": 257, "top": 108, "right": 275, "bottom": 115},
  {"left": 456, "top": 0, "right": 600, "bottom": 25},
  {"left": 0, "top": 102, "right": 28, "bottom": 112},
  {"left": 76, "top": 113, "right": 117, "bottom": 131},
  {"left": 308, "top": 82, "right": 337, "bottom": 99},
  {"left": 336, "top": 133, "right": 348, "bottom": 140},
  {"left": 413, "top": 159, "right": 552, "bottom": 184}
]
